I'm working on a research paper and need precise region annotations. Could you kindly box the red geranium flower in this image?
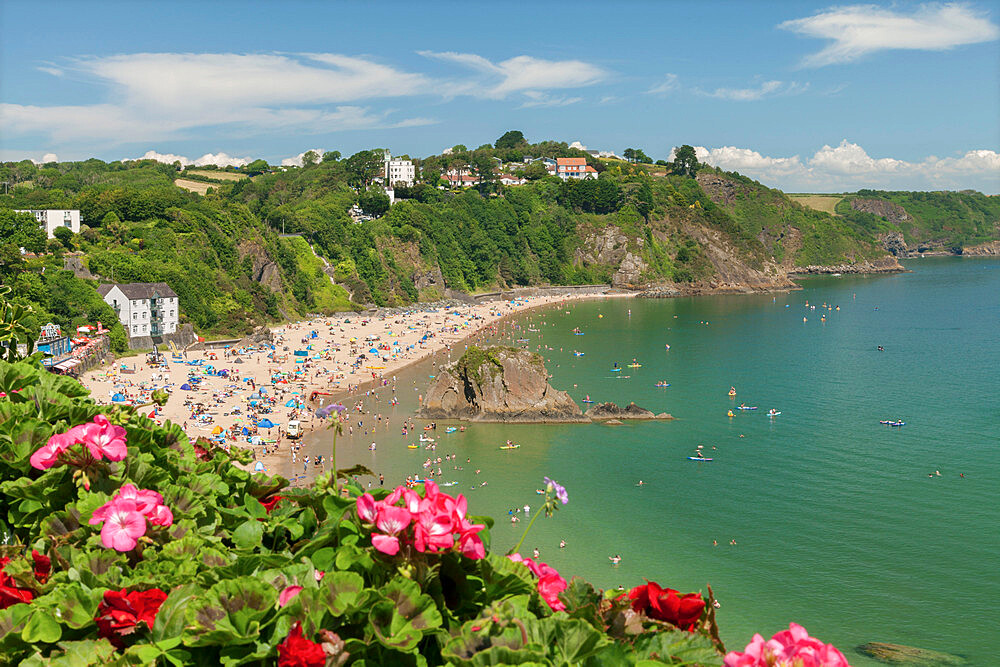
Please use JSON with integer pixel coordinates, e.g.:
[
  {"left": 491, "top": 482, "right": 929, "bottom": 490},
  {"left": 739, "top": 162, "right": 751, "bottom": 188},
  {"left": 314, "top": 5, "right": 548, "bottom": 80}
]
[
  {"left": 95, "top": 588, "right": 168, "bottom": 648},
  {"left": 261, "top": 495, "right": 283, "bottom": 514},
  {"left": 31, "top": 550, "right": 51, "bottom": 584},
  {"left": 628, "top": 580, "right": 705, "bottom": 631},
  {"left": 0, "top": 556, "right": 35, "bottom": 609},
  {"left": 278, "top": 621, "right": 327, "bottom": 667}
]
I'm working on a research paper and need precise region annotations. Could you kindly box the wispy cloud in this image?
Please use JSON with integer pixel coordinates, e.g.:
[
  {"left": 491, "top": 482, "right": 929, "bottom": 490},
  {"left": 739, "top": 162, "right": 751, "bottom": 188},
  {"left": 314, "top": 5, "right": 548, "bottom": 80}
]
[
  {"left": 518, "top": 91, "right": 582, "bottom": 108},
  {"left": 645, "top": 73, "right": 679, "bottom": 96},
  {"left": 418, "top": 50, "right": 606, "bottom": 100},
  {"left": 696, "top": 79, "right": 808, "bottom": 101},
  {"left": 780, "top": 3, "right": 1000, "bottom": 67},
  {"left": 674, "top": 140, "right": 1000, "bottom": 192}
]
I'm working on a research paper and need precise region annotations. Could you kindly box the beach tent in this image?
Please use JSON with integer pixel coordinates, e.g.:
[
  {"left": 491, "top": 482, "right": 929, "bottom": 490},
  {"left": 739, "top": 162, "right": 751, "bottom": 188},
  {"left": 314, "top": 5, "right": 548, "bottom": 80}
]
[
  {"left": 180, "top": 383, "right": 193, "bottom": 391},
  {"left": 111, "top": 393, "right": 127, "bottom": 402},
  {"left": 241, "top": 427, "right": 251, "bottom": 435},
  {"left": 285, "top": 399, "right": 296, "bottom": 407},
  {"left": 253, "top": 461, "right": 266, "bottom": 472},
  {"left": 233, "top": 357, "right": 243, "bottom": 364},
  {"left": 369, "top": 348, "right": 379, "bottom": 354},
  {"left": 211, "top": 426, "right": 223, "bottom": 435},
  {"left": 258, "top": 419, "right": 275, "bottom": 428}
]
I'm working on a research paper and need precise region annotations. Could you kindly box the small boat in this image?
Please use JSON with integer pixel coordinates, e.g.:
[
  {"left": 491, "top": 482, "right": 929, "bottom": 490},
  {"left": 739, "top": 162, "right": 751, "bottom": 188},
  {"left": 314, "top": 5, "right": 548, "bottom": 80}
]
[
  {"left": 688, "top": 456, "right": 714, "bottom": 462},
  {"left": 628, "top": 363, "right": 642, "bottom": 368},
  {"left": 880, "top": 420, "right": 905, "bottom": 427},
  {"left": 445, "top": 427, "right": 458, "bottom": 434},
  {"left": 654, "top": 382, "right": 670, "bottom": 387},
  {"left": 499, "top": 444, "right": 520, "bottom": 450},
  {"left": 736, "top": 406, "right": 758, "bottom": 411},
  {"left": 407, "top": 445, "right": 419, "bottom": 449}
]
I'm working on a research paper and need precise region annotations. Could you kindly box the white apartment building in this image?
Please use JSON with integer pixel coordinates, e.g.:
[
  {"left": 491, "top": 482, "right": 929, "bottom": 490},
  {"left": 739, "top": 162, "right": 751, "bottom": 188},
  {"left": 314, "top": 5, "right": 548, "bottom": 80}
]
[
  {"left": 15, "top": 209, "right": 81, "bottom": 238},
  {"left": 383, "top": 151, "right": 415, "bottom": 187},
  {"left": 97, "top": 283, "right": 180, "bottom": 337}
]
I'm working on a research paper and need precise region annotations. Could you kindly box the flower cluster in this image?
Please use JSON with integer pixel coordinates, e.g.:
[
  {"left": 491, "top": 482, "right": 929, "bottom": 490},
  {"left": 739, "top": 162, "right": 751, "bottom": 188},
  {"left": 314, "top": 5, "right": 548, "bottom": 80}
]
[
  {"left": 315, "top": 402, "right": 346, "bottom": 419},
  {"left": 627, "top": 580, "right": 706, "bottom": 632},
  {"left": 724, "top": 623, "right": 850, "bottom": 667},
  {"left": 30, "top": 414, "right": 127, "bottom": 470},
  {"left": 89, "top": 483, "right": 173, "bottom": 552},
  {"left": 507, "top": 554, "right": 568, "bottom": 612},
  {"left": 0, "top": 551, "right": 49, "bottom": 609},
  {"left": 355, "top": 481, "right": 485, "bottom": 559},
  {"left": 94, "top": 588, "right": 168, "bottom": 648},
  {"left": 278, "top": 622, "right": 349, "bottom": 667}
]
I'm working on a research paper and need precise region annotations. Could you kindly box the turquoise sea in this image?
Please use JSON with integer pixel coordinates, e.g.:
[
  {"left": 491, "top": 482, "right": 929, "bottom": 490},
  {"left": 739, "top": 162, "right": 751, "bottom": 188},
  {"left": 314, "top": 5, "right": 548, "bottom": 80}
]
[{"left": 325, "top": 257, "right": 1000, "bottom": 665}]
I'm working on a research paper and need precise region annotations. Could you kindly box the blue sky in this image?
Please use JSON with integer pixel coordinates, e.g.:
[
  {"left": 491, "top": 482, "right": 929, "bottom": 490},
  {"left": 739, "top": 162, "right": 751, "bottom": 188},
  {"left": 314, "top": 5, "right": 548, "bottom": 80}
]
[{"left": 2, "top": 0, "right": 998, "bottom": 192}]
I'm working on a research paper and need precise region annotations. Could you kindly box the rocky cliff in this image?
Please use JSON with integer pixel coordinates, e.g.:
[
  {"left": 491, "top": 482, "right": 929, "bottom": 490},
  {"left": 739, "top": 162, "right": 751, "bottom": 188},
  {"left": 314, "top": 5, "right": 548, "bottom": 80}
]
[
  {"left": 850, "top": 198, "right": 912, "bottom": 223},
  {"left": 584, "top": 401, "right": 673, "bottom": 420},
  {"left": 419, "top": 346, "right": 587, "bottom": 422}
]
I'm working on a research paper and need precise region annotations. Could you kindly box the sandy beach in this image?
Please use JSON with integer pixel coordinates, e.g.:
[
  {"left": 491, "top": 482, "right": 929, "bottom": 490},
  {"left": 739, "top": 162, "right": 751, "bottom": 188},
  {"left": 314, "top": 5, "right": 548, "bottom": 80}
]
[{"left": 80, "top": 291, "right": 631, "bottom": 481}]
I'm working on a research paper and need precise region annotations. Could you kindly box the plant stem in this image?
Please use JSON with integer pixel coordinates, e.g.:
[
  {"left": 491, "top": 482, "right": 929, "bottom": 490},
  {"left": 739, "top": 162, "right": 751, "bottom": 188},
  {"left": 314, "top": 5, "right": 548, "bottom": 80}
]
[{"left": 510, "top": 503, "right": 543, "bottom": 555}]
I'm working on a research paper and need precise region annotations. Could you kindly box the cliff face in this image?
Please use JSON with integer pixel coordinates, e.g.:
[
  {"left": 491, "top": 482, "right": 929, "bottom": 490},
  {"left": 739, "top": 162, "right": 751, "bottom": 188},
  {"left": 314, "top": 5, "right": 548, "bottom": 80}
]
[
  {"left": 419, "top": 346, "right": 587, "bottom": 422},
  {"left": 850, "top": 198, "right": 912, "bottom": 223}
]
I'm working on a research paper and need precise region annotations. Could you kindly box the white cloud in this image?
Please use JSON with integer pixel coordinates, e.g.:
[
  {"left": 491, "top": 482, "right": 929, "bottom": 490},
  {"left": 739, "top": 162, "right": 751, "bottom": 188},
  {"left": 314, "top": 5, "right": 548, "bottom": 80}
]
[
  {"left": 131, "top": 150, "right": 252, "bottom": 167},
  {"left": 419, "top": 50, "right": 605, "bottom": 100},
  {"left": 1, "top": 52, "right": 436, "bottom": 146},
  {"left": 41, "top": 153, "right": 59, "bottom": 163},
  {"left": 646, "top": 73, "right": 679, "bottom": 96},
  {"left": 780, "top": 3, "right": 1000, "bottom": 66},
  {"left": 698, "top": 80, "right": 809, "bottom": 101},
  {"left": 280, "top": 149, "right": 325, "bottom": 167},
  {"left": 673, "top": 140, "right": 1000, "bottom": 192},
  {"left": 518, "top": 91, "right": 582, "bottom": 108},
  {"left": 569, "top": 141, "right": 588, "bottom": 151}
]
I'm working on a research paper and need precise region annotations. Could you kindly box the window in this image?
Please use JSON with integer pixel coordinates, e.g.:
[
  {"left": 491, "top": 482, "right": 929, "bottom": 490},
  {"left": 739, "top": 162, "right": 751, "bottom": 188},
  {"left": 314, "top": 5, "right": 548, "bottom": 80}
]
[
  {"left": 132, "top": 326, "right": 138, "bottom": 334},
  {"left": 132, "top": 313, "right": 137, "bottom": 320},
  {"left": 170, "top": 310, "right": 175, "bottom": 317},
  {"left": 142, "top": 324, "right": 147, "bottom": 333}
]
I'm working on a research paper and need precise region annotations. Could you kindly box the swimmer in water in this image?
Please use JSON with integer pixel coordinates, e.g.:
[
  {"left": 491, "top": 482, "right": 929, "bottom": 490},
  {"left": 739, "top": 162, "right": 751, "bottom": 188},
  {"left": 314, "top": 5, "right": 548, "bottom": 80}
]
[{"left": 609, "top": 555, "right": 622, "bottom": 565}]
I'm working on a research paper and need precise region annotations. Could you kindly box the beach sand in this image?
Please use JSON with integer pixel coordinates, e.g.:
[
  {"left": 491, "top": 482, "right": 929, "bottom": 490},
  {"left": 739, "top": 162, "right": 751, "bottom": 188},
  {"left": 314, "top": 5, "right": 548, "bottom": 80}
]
[{"left": 80, "top": 292, "right": 630, "bottom": 481}]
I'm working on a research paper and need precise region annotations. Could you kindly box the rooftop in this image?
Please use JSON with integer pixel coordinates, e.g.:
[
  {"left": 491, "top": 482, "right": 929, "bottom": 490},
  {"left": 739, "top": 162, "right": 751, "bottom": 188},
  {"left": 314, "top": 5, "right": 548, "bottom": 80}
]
[{"left": 97, "top": 282, "right": 178, "bottom": 299}]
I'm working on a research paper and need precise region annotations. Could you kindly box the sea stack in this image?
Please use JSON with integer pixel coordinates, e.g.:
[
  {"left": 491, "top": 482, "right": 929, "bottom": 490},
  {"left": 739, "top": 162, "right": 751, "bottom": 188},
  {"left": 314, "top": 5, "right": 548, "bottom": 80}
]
[{"left": 419, "top": 346, "right": 588, "bottom": 422}]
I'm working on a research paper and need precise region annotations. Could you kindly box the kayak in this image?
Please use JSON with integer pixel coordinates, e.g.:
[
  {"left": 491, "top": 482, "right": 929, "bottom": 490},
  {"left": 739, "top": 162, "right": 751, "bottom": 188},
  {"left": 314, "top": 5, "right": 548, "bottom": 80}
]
[
  {"left": 445, "top": 427, "right": 457, "bottom": 433},
  {"left": 407, "top": 445, "right": 419, "bottom": 449},
  {"left": 880, "top": 420, "right": 905, "bottom": 427},
  {"left": 582, "top": 399, "right": 595, "bottom": 403},
  {"left": 610, "top": 368, "right": 622, "bottom": 372},
  {"left": 654, "top": 383, "right": 670, "bottom": 387},
  {"left": 768, "top": 411, "right": 781, "bottom": 417},
  {"left": 688, "top": 456, "right": 714, "bottom": 462},
  {"left": 628, "top": 364, "right": 642, "bottom": 368},
  {"left": 736, "top": 406, "right": 758, "bottom": 411},
  {"left": 573, "top": 352, "right": 585, "bottom": 356},
  {"left": 574, "top": 332, "right": 585, "bottom": 336},
  {"left": 499, "top": 444, "right": 520, "bottom": 450}
]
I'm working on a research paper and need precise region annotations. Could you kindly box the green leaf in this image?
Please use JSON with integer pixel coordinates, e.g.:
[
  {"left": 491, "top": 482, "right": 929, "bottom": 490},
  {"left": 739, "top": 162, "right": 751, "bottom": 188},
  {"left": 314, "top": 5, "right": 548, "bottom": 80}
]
[
  {"left": 183, "top": 577, "right": 276, "bottom": 647},
  {"left": 633, "top": 626, "right": 724, "bottom": 666},
  {"left": 47, "top": 583, "right": 102, "bottom": 629},
  {"left": 152, "top": 583, "right": 202, "bottom": 642},
  {"left": 231, "top": 519, "right": 264, "bottom": 550},
  {"left": 22, "top": 610, "right": 62, "bottom": 643},
  {"left": 243, "top": 493, "right": 267, "bottom": 520},
  {"left": 319, "top": 570, "right": 365, "bottom": 616},
  {"left": 369, "top": 576, "right": 442, "bottom": 652}
]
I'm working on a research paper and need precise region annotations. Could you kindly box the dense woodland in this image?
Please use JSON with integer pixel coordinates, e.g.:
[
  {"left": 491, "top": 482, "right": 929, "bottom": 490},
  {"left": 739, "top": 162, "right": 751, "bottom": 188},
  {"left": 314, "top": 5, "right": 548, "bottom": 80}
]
[{"left": 1, "top": 134, "right": 996, "bottom": 345}]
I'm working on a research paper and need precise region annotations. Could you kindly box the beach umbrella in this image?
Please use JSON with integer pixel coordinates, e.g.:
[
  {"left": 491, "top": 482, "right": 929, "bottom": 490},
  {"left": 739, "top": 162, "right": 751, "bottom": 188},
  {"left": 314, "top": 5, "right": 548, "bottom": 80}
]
[
  {"left": 180, "top": 383, "right": 192, "bottom": 391},
  {"left": 111, "top": 393, "right": 127, "bottom": 402},
  {"left": 285, "top": 399, "right": 296, "bottom": 407},
  {"left": 241, "top": 427, "right": 250, "bottom": 435},
  {"left": 253, "top": 461, "right": 266, "bottom": 472},
  {"left": 258, "top": 419, "right": 275, "bottom": 428},
  {"left": 211, "top": 426, "right": 223, "bottom": 435},
  {"left": 369, "top": 348, "right": 379, "bottom": 354}
]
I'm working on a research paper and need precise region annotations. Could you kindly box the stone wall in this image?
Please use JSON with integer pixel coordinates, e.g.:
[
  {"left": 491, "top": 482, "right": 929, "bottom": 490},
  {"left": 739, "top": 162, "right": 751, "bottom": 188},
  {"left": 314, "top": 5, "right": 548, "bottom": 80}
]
[{"left": 127, "top": 323, "right": 197, "bottom": 350}]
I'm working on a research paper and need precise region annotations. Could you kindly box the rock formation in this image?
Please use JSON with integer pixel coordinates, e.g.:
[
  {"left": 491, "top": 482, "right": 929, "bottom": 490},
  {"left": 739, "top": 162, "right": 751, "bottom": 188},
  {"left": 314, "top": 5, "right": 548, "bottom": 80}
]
[
  {"left": 419, "top": 346, "right": 587, "bottom": 422},
  {"left": 850, "top": 198, "right": 912, "bottom": 224},
  {"left": 856, "top": 642, "right": 966, "bottom": 666},
  {"left": 584, "top": 401, "right": 672, "bottom": 420}
]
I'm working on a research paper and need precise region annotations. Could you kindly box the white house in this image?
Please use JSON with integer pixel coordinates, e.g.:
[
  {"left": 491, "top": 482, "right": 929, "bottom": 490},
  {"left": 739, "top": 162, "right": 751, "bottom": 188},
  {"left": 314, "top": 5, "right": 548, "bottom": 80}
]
[
  {"left": 555, "top": 157, "right": 598, "bottom": 181},
  {"left": 97, "top": 283, "right": 180, "bottom": 338},
  {"left": 15, "top": 209, "right": 81, "bottom": 239},
  {"left": 383, "top": 151, "right": 415, "bottom": 187}
]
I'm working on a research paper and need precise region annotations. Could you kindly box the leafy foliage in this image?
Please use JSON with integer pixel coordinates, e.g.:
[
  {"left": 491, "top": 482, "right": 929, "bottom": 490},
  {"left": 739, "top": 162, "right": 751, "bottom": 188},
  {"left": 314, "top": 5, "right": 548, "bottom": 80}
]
[{"left": 0, "top": 357, "right": 725, "bottom": 665}]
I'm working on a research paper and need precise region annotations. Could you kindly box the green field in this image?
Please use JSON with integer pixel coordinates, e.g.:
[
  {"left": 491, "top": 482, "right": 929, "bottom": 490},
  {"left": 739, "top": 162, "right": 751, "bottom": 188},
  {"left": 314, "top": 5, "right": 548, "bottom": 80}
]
[{"left": 788, "top": 194, "right": 844, "bottom": 215}]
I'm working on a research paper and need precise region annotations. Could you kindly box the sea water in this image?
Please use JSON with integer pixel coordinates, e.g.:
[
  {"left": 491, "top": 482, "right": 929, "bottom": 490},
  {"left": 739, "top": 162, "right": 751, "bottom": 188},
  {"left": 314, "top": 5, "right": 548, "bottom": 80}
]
[{"left": 329, "top": 257, "right": 999, "bottom": 665}]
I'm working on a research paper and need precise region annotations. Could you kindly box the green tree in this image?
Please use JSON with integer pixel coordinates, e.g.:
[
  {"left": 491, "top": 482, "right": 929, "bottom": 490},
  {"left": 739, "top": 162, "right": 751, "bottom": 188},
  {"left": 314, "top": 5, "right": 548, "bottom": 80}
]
[
  {"left": 672, "top": 145, "right": 701, "bottom": 177},
  {"left": 358, "top": 188, "right": 390, "bottom": 217},
  {"left": 0, "top": 209, "right": 46, "bottom": 253},
  {"left": 451, "top": 144, "right": 467, "bottom": 153},
  {"left": 469, "top": 152, "right": 497, "bottom": 193},
  {"left": 523, "top": 162, "right": 548, "bottom": 180},
  {"left": 495, "top": 130, "right": 527, "bottom": 150},
  {"left": 53, "top": 226, "right": 75, "bottom": 250},
  {"left": 244, "top": 159, "right": 270, "bottom": 175},
  {"left": 302, "top": 150, "right": 319, "bottom": 167},
  {"left": 101, "top": 211, "right": 127, "bottom": 244},
  {"left": 322, "top": 150, "right": 342, "bottom": 163},
  {"left": 344, "top": 150, "right": 384, "bottom": 188}
]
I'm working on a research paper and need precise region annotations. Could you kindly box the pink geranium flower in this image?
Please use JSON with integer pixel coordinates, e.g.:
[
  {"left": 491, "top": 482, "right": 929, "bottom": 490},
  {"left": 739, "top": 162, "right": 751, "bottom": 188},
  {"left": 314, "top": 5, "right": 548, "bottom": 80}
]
[
  {"left": 278, "top": 585, "right": 303, "bottom": 607},
  {"left": 99, "top": 499, "right": 148, "bottom": 551},
  {"left": 724, "top": 623, "right": 850, "bottom": 667},
  {"left": 356, "top": 493, "right": 378, "bottom": 524},
  {"left": 371, "top": 505, "right": 412, "bottom": 555},
  {"left": 507, "top": 554, "right": 568, "bottom": 611},
  {"left": 82, "top": 415, "right": 128, "bottom": 461}
]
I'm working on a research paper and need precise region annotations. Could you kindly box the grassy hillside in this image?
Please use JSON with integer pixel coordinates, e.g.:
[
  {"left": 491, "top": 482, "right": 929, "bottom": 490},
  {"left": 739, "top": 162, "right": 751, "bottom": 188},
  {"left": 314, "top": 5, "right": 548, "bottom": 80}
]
[
  {"left": 836, "top": 190, "right": 1000, "bottom": 250},
  {"left": 787, "top": 194, "right": 843, "bottom": 215}
]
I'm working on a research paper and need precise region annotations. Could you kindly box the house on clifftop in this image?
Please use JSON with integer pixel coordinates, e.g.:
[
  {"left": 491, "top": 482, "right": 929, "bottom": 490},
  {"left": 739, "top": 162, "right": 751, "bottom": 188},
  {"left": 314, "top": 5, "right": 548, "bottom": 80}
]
[{"left": 97, "top": 283, "right": 179, "bottom": 338}]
